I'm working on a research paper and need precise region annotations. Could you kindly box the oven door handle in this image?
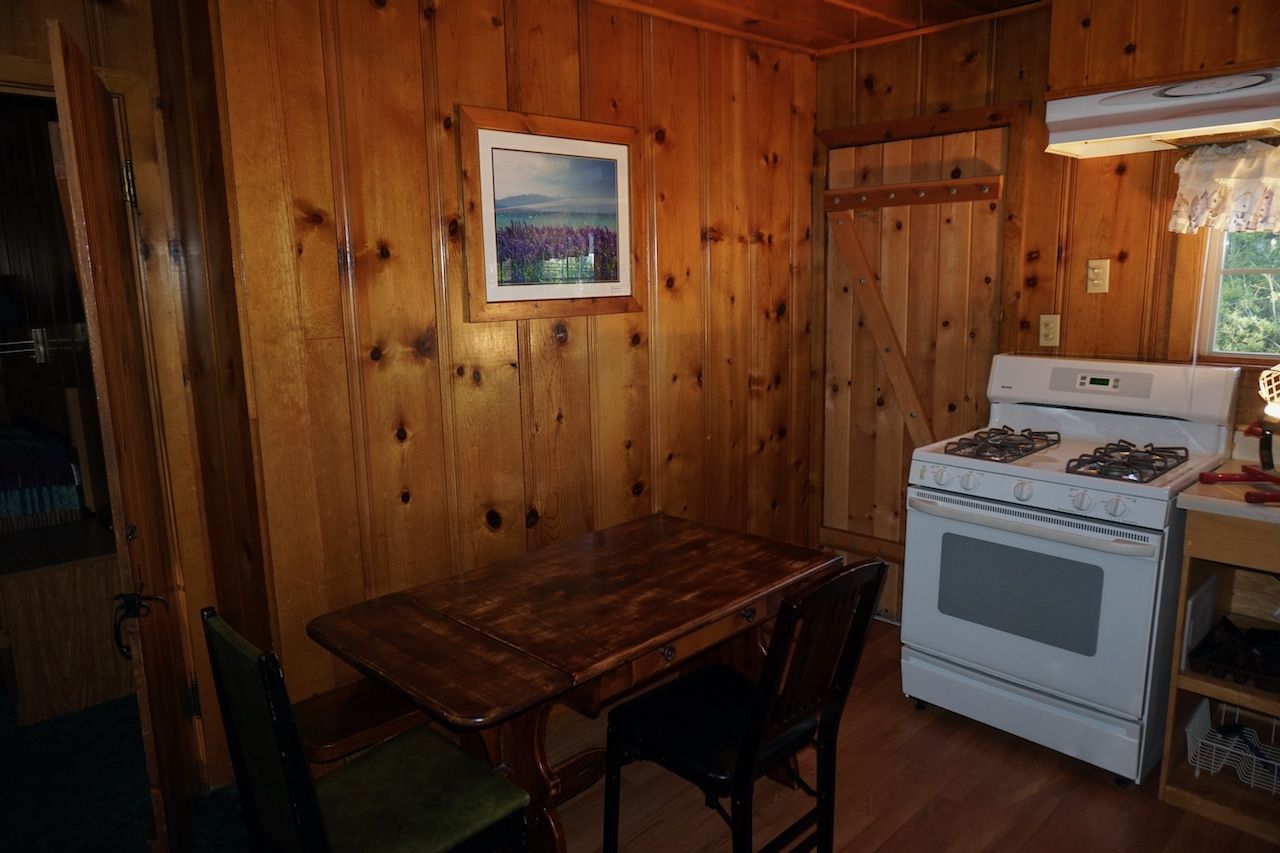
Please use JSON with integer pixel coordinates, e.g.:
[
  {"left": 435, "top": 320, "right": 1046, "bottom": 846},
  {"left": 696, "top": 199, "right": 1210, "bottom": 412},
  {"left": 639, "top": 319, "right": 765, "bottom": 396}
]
[{"left": 907, "top": 496, "right": 1158, "bottom": 558}]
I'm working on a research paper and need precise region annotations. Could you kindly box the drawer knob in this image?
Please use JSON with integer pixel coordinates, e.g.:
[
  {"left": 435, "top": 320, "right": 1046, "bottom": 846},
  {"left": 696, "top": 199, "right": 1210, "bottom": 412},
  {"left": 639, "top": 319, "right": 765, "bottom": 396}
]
[
  {"left": 740, "top": 607, "right": 757, "bottom": 623},
  {"left": 658, "top": 644, "right": 676, "bottom": 662}
]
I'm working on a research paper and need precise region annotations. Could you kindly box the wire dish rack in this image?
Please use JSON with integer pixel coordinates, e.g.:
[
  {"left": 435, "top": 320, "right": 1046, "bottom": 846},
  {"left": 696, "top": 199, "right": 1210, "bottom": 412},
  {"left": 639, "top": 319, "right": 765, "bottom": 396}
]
[{"left": 1185, "top": 698, "right": 1280, "bottom": 796}]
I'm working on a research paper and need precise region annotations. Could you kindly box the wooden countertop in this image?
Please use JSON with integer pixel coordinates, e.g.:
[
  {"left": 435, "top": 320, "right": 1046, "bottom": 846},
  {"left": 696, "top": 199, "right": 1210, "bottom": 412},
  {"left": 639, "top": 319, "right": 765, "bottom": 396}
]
[{"left": 1177, "top": 460, "right": 1280, "bottom": 524}]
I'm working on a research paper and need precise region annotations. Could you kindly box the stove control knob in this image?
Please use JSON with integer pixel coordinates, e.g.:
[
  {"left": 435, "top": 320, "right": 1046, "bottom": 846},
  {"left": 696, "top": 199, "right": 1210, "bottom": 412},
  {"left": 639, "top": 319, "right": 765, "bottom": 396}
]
[
  {"left": 959, "top": 472, "right": 979, "bottom": 491},
  {"left": 1071, "top": 491, "right": 1093, "bottom": 511},
  {"left": 932, "top": 467, "right": 953, "bottom": 486},
  {"left": 1013, "top": 480, "right": 1034, "bottom": 502},
  {"left": 1104, "top": 497, "right": 1128, "bottom": 518}
]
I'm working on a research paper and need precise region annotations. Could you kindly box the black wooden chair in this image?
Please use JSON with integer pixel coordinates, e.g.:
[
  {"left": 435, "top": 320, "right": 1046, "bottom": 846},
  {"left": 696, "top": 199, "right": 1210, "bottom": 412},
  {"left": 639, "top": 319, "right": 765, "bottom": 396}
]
[
  {"left": 602, "top": 558, "right": 886, "bottom": 853},
  {"left": 201, "top": 607, "right": 529, "bottom": 852}
]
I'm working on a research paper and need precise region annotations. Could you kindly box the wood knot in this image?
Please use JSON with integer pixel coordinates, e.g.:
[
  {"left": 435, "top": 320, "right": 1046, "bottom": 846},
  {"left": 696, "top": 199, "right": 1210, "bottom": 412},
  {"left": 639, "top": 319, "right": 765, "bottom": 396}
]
[
  {"left": 413, "top": 326, "right": 437, "bottom": 358},
  {"left": 472, "top": 368, "right": 482, "bottom": 385},
  {"left": 665, "top": 275, "right": 675, "bottom": 289},
  {"left": 948, "top": 403, "right": 957, "bottom": 412},
  {"left": 654, "top": 128, "right": 666, "bottom": 144},
  {"left": 631, "top": 480, "right": 644, "bottom": 497},
  {"left": 377, "top": 241, "right": 391, "bottom": 260},
  {"left": 456, "top": 365, "right": 466, "bottom": 376},
  {"left": 863, "top": 74, "right": 876, "bottom": 92},
  {"left": 1124, "top": 42, "right": 1136, "bottom": 55},
  {"left": 941, "top": 319, "right": 951, "bottom": 328},
  {"left": 777, "top": 426, "right": 787, "bottom": 439},
  {"left": 447, "top": 216, "right": 460, "bottom": 238},
  {"left": 370, "top": 345, "right": 383, "bottom": 362},
  {"left": 372, "top": 0, "right": 386, "bottom": 6},
  {"left": 1024, "top": 276, "right": 1038, "bottom": 289},
  {"left": 400, "top": 490, "right": 411, "bottom": 504},
  {"left": 623, "top": 439, "right": 633, "bottom": 449},
  {"left": 1115, "top": 162, "right": 1127, "bottom": 175},
  {"left": 1028, "top": 249, "right": 1043, "bottom": 263},
  {"left": 630, "top": 332, "right": 642, "bottom": 347},
  {"left": 1117, "top": 250, "right": 1129, "bottom": 262},
  {"left": 395, "top": 425, "right": 408, "bottom": 442},
  {"left": 775, "top": 300, "right": 786, "bottom": 318},
  {"left": 485, "top": 509, "right": 502, "bottom": 529},
  {"left": 551, "top": 320, "right": 569, "bottom": 345},
  {"left": 1080, "top": 16, "right": 1090, "bottom": 28},
  {"left": 555, "top": 409, "right": 565, "bottom": 423},
  {"left": 442, "top": 114, "right": 453, "bottom": 130},
  {"left": 525, "top": 507, "right": 540, "bottom": 528}
]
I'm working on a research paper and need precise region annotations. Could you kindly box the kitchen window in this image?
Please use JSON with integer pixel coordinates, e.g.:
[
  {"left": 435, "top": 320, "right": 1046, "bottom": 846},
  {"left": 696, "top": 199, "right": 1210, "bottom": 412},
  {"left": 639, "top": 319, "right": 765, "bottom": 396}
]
[{"left": 1199, "top": 229, "right": 1280, "bottom": 359}]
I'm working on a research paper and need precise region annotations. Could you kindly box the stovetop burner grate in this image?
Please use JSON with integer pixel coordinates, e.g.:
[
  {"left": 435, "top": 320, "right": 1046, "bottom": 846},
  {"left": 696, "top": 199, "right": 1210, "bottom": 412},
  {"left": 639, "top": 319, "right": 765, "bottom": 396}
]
[
  {"left": 943, "top": 427, "right": 1062, "bottom": 463},
  {"left": 1065, "top": 440, "right": 1189, "bottom": 484}
]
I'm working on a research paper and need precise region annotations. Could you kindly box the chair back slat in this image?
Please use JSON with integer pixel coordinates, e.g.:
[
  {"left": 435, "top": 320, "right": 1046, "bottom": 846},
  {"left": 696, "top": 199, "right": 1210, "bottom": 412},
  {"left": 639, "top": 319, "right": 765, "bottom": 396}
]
[
  {"left": 748, "top": 559, "right": 885, "bottom": 764},
  {"left": 201, "top": 607, "right": 328, "bottom": 852}
]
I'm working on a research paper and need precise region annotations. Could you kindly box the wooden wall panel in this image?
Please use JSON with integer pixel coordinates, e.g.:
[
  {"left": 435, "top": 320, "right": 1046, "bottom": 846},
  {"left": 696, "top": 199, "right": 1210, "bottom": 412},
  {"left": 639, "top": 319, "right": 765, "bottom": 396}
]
[
  {"left": 703, "top": 33, "right": 750, "bottom": 532},
  {"left": 650, "top": 18, "right": 706, "bottom": 521},
  {"left": 582, "top": 5, "right": 652, "bottom": 530},
  {"left": 429, "top": 0, "right": 525, "bottom": 572},
  {"left": 746, "top": 44, "right": 796, "bottom": 540},
  {"left": 509, "top": 0, "right": 596, "bottom": 550},
  {"left": 212, "top": 0, "right": 819, "bottom": 702},
  {"left": 330, "top": 0, "right": 452, "bottom": 596},
  {"left": 1048, "top": 0, "right": 1280, "bottom": 94}
]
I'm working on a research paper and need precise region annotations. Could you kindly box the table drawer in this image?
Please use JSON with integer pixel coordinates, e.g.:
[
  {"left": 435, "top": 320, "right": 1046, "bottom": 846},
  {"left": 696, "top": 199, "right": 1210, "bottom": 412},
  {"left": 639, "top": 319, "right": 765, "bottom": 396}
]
[{"left": 580, "top": 593, "right": 781, "bottom": 708}]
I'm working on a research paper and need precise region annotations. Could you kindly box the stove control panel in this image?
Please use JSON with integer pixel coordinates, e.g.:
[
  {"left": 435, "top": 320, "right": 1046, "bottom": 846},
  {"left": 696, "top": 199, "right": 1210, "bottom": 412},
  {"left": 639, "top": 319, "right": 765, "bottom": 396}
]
[{"left": 909, "top": 458, "right": 1171, "bottom": 530}]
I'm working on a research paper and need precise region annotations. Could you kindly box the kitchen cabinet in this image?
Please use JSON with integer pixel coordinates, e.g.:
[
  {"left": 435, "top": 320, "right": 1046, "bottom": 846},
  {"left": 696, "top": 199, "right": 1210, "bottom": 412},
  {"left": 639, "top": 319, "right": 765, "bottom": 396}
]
[{"left": 1158, "top": 467, "right": 1280, "bottom": 845}]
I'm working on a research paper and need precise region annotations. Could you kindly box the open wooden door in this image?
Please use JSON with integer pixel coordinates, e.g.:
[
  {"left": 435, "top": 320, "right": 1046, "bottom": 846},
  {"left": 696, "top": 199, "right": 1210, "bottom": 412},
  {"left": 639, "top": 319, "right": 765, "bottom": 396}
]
[{"left": 49, "top": 22, "right": 201, "bottom": 850}]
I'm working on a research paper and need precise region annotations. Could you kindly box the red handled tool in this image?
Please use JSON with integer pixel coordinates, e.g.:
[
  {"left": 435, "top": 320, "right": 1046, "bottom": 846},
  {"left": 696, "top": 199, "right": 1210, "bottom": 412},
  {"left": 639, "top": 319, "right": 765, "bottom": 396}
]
[{"left": 1199, "top": 464, "right": 1280, "bottom": 504}]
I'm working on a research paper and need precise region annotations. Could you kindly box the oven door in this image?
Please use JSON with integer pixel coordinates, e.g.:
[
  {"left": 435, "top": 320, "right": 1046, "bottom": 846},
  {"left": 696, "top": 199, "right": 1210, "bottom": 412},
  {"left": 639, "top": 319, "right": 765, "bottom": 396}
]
[{"left": 901, "top": 486, "right": 1164, "bottom": 719}]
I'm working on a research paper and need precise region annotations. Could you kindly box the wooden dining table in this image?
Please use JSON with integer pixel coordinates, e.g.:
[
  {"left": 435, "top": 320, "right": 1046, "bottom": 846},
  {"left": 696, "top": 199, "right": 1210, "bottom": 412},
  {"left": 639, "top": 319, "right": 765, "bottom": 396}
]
[{"left": 308, "top": 512, "right": 841, "bottom": 852}]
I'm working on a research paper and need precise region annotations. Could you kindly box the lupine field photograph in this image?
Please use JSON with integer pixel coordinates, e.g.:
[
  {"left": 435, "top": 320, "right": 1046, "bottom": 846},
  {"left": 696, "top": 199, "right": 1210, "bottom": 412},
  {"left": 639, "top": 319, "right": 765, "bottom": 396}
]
[{"left": 490, "top": 147, "right": 621, "bottom": 286}]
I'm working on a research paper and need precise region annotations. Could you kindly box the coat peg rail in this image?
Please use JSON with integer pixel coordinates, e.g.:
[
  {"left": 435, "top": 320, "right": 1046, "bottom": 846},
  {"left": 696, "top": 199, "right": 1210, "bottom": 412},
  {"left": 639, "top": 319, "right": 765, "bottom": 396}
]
[{"left": 825, "top": 174, "right": 1004, "bottom": 211}]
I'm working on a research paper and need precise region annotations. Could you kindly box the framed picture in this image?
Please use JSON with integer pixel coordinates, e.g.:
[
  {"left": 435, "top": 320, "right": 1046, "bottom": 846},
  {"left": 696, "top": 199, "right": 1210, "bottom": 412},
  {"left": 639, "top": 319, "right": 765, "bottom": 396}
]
[{"left": 459, "top": 105, "right": 642, "bottom": 322}]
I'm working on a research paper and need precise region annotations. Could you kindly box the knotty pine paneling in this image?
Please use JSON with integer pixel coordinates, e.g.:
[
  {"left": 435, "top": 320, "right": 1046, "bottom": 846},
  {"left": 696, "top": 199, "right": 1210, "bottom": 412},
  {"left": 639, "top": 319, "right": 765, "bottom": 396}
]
[
  {"left": 1047, "top": 0, "right": 1280, "bottom": 95},
  {"left": 212, "top": 0, "right": 818, "bottom": 701}
]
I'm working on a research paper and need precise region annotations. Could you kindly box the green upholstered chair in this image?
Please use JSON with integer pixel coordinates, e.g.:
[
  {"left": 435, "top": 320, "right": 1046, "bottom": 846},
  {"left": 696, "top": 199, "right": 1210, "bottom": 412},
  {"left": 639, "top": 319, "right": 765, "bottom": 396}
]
[
  {"left": 201, "top": 607, "right": 528, "bottom": 852},
  {"left": 602, "top": 559, "right": 886, "bottom": 853}
]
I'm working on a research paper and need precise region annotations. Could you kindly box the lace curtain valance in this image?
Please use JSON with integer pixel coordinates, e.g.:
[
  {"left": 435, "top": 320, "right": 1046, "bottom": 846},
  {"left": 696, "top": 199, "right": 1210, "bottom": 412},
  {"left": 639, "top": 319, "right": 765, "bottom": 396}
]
[{"left": 1168, "top": 140, "right": 1280, "bottom": 234}]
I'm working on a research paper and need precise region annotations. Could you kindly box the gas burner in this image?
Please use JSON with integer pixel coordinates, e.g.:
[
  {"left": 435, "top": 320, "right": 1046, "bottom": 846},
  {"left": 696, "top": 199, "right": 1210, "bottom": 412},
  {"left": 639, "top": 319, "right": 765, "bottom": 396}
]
[
  {"left": 944, "top": 427, "right": 1062, "bottom": 463},
  {"left": 1065, "top": 440, "right": 1189, "bottom": 484}
]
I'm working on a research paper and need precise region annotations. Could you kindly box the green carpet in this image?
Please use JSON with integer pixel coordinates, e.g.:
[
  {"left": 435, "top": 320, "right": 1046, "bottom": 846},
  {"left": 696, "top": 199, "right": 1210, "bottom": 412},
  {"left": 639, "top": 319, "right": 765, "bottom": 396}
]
[{"left": 0, "top": 687, "right": 248, "bottom": 851}]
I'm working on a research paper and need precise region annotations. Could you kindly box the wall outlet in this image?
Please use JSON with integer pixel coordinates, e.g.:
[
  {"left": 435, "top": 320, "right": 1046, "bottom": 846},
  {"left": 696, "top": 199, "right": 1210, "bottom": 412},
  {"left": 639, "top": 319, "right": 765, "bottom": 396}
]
[
  {"left": 1038, "top": 314, "right": 1061, "bottom": 347},
  {"left": 1086, "top": 258, "right": 1110, "bottom": 294}
]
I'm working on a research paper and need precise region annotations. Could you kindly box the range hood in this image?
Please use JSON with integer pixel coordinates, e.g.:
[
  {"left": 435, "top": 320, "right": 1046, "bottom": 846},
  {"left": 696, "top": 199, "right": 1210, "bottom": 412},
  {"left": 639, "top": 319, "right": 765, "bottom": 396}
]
[{"left": 1046, "top": 67, "right": 1280, "bottom": 159}]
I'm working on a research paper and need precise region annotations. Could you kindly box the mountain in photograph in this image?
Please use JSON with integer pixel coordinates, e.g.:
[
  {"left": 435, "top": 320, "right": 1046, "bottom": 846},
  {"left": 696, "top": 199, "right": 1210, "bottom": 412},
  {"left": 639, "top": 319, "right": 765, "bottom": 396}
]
[{"left": 496, "top": 194, "right": 618, "bottom": 214}]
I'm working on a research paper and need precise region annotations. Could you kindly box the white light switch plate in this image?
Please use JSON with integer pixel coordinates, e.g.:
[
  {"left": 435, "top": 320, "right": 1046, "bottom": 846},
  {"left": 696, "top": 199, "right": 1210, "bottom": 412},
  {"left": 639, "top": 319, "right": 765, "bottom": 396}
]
[
  {"left": 1086, "top": 258, "right": 1110, "bottom": 294},
  {"left": 1038, "top": 314, "right": 1060, "bottom": 347}
]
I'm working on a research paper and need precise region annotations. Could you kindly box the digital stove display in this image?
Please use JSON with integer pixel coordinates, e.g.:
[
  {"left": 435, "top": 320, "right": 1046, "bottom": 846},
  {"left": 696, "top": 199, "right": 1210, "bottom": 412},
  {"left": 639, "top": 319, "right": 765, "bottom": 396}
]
[
  {"left": 1065, "top": 440, "right": 1189, "bottom": 483},
  {"left": 943, "top": 427, "right": 1061, "bottom": 463}
]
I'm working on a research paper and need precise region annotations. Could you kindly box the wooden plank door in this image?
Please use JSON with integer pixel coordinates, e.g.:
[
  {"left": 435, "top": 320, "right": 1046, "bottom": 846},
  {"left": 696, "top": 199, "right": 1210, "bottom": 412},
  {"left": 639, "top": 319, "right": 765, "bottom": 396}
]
[
  {"left": 49, "top": 22, "right": 200, "bottom": 850},
  {"left": 821, "top": 128, "right": 1009, "bottom": 619}
]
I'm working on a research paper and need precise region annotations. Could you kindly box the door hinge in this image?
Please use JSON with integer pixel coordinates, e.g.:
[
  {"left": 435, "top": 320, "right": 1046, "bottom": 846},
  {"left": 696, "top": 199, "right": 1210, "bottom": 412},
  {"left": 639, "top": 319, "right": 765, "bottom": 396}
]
[
  {"left": 183, "top": 678, "right": 202, "bottom": 720},
  {"left": 122, "top": 158, "right": 138, "bottom": 209}
]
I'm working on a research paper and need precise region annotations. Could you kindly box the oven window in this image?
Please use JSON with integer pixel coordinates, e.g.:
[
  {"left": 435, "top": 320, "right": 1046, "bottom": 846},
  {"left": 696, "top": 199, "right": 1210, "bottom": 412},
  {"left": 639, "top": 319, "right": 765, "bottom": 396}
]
[{"left": 937, "top": 533, "right": 1103, "bottom": 656}]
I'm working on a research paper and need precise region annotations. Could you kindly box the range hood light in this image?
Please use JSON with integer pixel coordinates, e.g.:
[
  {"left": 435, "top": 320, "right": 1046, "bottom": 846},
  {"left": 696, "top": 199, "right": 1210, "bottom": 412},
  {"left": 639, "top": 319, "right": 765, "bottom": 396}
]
[{"left": 1046, "top": 68, "right": 1280, "bottom": 159}]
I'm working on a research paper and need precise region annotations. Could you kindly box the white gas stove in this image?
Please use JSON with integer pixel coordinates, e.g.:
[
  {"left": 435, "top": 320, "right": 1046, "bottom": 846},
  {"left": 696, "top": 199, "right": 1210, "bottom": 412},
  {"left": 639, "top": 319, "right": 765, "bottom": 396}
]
[{"left": 901, "top": 355, "right": 1240, "bottom": 782}]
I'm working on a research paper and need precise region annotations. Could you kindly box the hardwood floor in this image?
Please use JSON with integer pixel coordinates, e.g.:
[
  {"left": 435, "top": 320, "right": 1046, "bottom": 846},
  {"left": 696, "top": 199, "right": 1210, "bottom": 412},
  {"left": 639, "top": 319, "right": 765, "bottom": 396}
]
[{"left": 547, "top": 621, "right": 1277, "bottom": 852}]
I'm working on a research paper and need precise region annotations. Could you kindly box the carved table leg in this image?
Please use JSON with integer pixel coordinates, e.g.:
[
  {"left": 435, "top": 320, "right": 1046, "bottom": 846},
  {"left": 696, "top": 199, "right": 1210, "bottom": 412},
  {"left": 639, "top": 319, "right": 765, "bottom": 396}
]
[{"left": 460, "top": 703, "right": 567, "bottom": 853}]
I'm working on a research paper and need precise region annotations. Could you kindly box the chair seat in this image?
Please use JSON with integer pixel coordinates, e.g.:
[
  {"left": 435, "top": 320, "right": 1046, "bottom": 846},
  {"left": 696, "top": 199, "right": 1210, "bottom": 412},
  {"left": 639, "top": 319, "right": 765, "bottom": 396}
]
[
  {"left": 609, "top": 664, "right": 817, "bottom": 794},
  {"left": 317, "top": 726, "right": 529, "bottom": 853}
]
